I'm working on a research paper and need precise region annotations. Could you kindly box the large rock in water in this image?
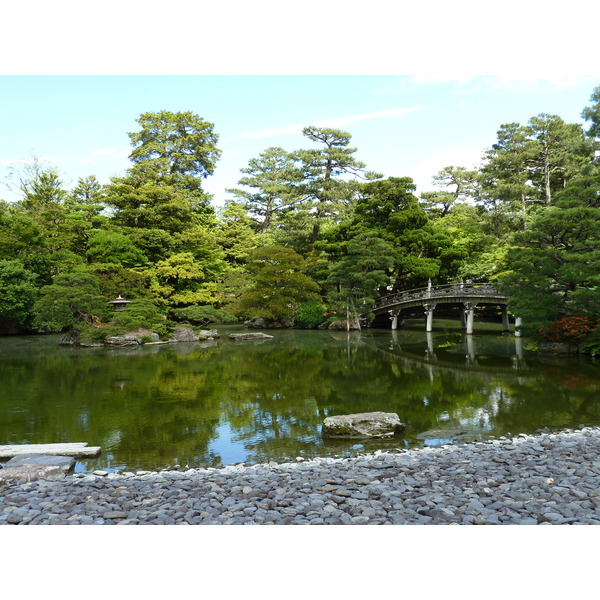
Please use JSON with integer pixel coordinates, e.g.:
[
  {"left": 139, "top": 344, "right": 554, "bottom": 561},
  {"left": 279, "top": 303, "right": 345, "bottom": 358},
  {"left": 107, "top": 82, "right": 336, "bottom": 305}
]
[
  {"left": 322, "top": 412, "right": 405, "bottom": 439},
  {"left": 229, "top": 332, "right": 274, "bottom": 341},
  {"left": 172, "top": 326, "right": 200, "bottom": 342}
]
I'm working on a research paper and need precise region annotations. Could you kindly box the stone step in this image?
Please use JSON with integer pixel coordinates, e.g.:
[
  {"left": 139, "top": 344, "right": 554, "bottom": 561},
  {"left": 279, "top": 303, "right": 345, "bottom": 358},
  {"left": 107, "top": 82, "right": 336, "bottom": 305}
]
[
  {"left": 4, "top": 453, "right": 76, "bottom": 472},
  {"left": 0, "top": 443, "right": 101, "bottom": 459}
]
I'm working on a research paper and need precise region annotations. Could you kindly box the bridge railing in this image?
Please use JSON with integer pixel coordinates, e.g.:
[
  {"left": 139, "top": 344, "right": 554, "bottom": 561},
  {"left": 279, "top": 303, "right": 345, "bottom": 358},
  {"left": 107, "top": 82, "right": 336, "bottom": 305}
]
[{"left": 374, "top": 283, "right": 506, "bottom": 310}]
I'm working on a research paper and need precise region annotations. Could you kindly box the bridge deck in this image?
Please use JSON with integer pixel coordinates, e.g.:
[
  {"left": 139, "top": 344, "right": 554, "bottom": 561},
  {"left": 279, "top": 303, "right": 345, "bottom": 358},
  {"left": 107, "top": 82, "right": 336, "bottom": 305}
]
[{"left": 373, "top": 283, "right": 508, "bottom": 314}]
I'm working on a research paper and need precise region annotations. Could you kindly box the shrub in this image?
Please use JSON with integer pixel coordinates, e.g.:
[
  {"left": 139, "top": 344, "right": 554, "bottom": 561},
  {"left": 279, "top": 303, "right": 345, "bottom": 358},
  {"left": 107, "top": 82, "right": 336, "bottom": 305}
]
[
  {"left": 539, "top": 316, "right": 599, "bottom": 344},
  {"left": 294, "top": 301, "right": 328, "bottom": 329}
]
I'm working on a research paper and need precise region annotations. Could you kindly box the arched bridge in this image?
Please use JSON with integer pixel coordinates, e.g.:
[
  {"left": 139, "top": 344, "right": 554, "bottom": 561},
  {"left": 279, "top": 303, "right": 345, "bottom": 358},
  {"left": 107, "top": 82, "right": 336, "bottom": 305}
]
[{"left": 373, "top": 282, "right": 520, "bottom": 335}]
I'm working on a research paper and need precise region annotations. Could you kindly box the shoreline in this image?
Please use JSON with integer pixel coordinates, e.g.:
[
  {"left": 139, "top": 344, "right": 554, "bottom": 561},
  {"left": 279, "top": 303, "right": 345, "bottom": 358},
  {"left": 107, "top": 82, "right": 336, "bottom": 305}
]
[{"left": 1, "top": 426, "right": 599, "bottom": 525}]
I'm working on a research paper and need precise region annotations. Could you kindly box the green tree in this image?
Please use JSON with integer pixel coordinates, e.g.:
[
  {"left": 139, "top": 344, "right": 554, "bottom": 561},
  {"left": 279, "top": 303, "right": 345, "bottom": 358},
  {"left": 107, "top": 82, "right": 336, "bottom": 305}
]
[
  {"left": 227, "top": 147, "right": 303, "bottom": 234},
  {"left": 326, "top": 231, "right": 395, "bottom": 330},
  {"left": 0, "top": 259, "right": 39, "bottom": 327},
  {"left": 581, "top": 85, "right": 600, "bottom": 145},
  {"left": 497, "top": 199, "right": 600, "bottom": 336},
  {"left": 32, "top": 269, "right": 107, "bottom": 332},
  {"left": 420, "top": 165, "right": 479, "bottom": 218},
  {"left": 296, "top": 127, "right": 373, "bottom": 248},
  {"left": 230, "top": 245, "right": 321, "bottom": 324},
  {"left": 527, "top": 113, "right": 593, "bottom": 206},
  {"left": 128, "top": 110, "right": 221, "bottom": 187}
]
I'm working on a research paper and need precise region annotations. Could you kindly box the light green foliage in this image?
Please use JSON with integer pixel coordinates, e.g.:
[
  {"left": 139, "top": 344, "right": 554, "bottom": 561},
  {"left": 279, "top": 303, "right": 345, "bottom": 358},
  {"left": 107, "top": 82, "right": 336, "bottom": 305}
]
[
  {"left": 86, "top": 229, "right": 148, "bottom": 267},
  {"left": 32, "top": 269, "right": 107, "bottom": 332},
  {"left": 230, "top": 245, "right": 321, "bottom": 323},
  {"left": 0, "top": 259, "right": 39, "bottom": 326},
  {"left": 148, "top": 252, "right": 218, "bottom": 307},
  {"left": 294, "top": 300, "right": 328, "bottom": 329},
  {"left": 214, "top": 201, "right": 259, "bottom": 265}
]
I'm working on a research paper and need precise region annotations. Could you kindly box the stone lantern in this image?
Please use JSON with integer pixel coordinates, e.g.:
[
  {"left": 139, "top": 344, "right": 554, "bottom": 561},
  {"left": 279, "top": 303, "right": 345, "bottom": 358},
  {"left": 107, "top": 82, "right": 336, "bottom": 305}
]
[{"left": 108, "top": 295, "right": 132, "bottom": 312}]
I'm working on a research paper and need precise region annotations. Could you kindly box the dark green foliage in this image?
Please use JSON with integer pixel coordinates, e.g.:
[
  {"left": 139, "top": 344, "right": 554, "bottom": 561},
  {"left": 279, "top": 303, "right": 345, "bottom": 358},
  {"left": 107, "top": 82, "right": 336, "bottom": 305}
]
[
  {"left": 0, "top": 259, "right": 39, "bottom": 327},
  {"left": 32, "top": 269, "right": 107, "bottom": 332},
  {"left": 169, "top": 305, "right": 238, "bottom": 325}
]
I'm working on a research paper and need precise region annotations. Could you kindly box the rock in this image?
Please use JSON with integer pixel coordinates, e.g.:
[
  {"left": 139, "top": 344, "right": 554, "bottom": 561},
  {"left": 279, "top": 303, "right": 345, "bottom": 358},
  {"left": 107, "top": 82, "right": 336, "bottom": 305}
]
[
  {"left": 5, "top": 454, "right": 75, "bottom": 473},
  {"left": 172, "top": 327, "right": 200, "bottom": 342},
  {"left": 327, "top": 319, "right": 360, "bottom": 331},
  {"left": 124, "top": 328, "right": 160, "bottom": 343},
  {"left": 229, "top": 332, "right": 274, "bottom": 341},
  {"left": 537, "top": 341, "right": 577, "bottom": 354},
  {"left": 198, "top": 329, "right": 219, "bottom": 340},
  {"left": 244, "top": 318, "right": 293, "bottom": 329},
  {"left": 105, "top": 336, "right": 139, "bottom": 346},
  {"left": 0, "top": 464, "right": 64, "bottom": 485},
  {"left": 322, "top": 412, "right": 405, "bottom": 439},
  {"left": 60, "top": 330, "right": 81, "bottom": 345}
]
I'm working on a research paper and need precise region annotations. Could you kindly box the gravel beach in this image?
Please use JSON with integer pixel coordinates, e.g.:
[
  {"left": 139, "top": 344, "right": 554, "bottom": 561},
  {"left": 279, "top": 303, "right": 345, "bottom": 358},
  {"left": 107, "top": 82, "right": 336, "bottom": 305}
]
[{"left": 1, "top": 427, "right": 599, "bottom": 525}]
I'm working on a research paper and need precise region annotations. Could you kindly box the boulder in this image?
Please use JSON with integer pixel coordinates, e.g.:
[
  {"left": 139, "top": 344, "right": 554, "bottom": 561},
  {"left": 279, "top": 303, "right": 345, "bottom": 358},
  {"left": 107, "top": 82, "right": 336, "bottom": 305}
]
[
  {"left": 172, "top": 326, "right": 199, "bottom": 342},
  {"left": 328, "top": 319, "right": 361, "bottom": 331},
  {"left": 5, "top": 453, "right": 75, "bottom": 473},
  {"left": 229, "top": 332, "right": 274, "bottom": 341},
  {"left": 198, "top": 329, "right": 220, "bottom": 340},
  {"left": 105, "top": 336, "right": 139, "bottom": 346},
  {"left": 322, "top": 412, "right": 405, "bottom": 439},
  {"left": 60, "top": 330, "right": 81, "bottom": 345},
  {"left": 0, "top": 464, "right": 65, "bottom": 486}
]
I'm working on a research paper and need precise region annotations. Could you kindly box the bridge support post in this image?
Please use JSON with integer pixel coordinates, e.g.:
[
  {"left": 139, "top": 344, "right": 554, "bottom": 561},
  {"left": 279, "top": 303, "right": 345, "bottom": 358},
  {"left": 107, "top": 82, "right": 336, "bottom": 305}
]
[
  {"left": 389, "top": 310, "right": 401, "bottom": 330},
  {"left": 515, "top": 316, "right": 522, "bottom": 337},
  {"left": 464, "top": 302, "right": 477, "bottom": 335},
  {"left": 501, "top": 306, "right": 510, "bottom": 332},
  {"left": 423, "top": 302, "right": 436, "bottom": 333}
]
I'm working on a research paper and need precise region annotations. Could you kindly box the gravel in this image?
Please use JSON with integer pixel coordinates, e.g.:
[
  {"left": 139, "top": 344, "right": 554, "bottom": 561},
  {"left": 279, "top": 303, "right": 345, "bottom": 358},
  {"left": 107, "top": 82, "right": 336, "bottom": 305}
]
[{"left": 2, "top": 426, "right": 600, "bottom": 525}]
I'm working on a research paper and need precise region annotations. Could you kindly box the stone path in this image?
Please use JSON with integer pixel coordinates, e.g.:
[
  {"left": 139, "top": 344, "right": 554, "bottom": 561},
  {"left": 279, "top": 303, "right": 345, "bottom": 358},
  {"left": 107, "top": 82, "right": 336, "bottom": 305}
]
[{"left": 1, "top": 427, "right": 599, "bottom": 525}]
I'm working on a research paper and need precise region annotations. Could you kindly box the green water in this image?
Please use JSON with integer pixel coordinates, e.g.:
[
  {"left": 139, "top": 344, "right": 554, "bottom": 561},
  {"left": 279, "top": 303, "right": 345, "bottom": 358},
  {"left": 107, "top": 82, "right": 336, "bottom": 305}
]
[{"left": 1, "top": 323, "right": 599, "bottom": 473}]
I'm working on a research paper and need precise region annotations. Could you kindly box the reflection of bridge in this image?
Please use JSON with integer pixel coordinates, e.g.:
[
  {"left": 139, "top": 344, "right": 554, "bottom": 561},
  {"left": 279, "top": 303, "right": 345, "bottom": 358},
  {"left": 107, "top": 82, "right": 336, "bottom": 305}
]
[{"left": 373, "top": 282, "right": 521, "bottom": 335}]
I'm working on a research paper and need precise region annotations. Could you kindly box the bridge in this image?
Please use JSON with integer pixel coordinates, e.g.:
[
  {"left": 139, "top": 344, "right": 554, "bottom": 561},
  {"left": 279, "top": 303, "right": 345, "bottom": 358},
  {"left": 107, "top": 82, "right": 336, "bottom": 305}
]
[{"left": 373, "top": 282, "right": 521, "bottom": 335}]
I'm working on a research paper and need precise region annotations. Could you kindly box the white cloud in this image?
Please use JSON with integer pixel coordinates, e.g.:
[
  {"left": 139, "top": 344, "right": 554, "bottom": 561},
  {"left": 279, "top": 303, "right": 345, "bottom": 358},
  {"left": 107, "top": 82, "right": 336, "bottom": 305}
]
[{"left": 236, "top": 106, "right": 423, "bottom": 140}]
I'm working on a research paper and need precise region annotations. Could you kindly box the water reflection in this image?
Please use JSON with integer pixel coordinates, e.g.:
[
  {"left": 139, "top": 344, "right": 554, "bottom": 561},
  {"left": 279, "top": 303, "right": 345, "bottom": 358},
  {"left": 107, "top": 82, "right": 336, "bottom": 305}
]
[{"left": 0, "top": 326, "right": 599, "bottom": 473}]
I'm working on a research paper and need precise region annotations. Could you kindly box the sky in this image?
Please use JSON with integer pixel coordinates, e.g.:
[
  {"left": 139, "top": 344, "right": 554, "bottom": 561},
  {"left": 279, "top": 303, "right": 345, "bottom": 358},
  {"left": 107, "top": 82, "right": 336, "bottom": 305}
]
[
  {"left": 1, "top": 1, "right": 598, "bottom": 211},
  {"left": 1, "top": 74, "right": 598, "bottom": 207}
]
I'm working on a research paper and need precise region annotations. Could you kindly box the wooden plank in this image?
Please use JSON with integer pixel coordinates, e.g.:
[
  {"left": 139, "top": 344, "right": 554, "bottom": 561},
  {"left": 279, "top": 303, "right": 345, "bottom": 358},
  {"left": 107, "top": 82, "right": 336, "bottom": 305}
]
[{"left": 0, "top": 443, "right": 101, "bottom": 459}]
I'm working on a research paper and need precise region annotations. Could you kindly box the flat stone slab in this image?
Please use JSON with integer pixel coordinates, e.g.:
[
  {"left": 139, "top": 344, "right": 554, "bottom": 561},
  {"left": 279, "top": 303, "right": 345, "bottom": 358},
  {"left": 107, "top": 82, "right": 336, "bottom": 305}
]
[
  {"left": 0, "top": 464, "right": 65, "bottom": 486},
  {"left": 5, "top": 454, "right": 75, "bottom": 472},
  {"left": 0, "top": 443, "right": 101, "bottom": 459},
  {"left": 229, "top": 332, "right": 274, "bottom": 341},
  {"left": 322, "top": 412, "right": 405, "bottom": 439}
]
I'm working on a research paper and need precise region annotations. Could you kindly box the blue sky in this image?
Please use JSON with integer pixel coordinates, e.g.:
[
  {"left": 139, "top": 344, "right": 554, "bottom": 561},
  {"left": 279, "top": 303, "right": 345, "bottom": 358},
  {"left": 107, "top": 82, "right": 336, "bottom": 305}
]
[
  {"left": 1, "top": 75, "right": 598, "bottom": 207},
  {"left": 1, "top": 2, "right": 598, "bottom": 211}
]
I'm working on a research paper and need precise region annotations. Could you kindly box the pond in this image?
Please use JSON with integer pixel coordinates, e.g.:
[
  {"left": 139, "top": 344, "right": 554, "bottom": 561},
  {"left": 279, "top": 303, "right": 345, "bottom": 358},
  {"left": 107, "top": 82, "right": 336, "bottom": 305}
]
[{"left": 1, "top": 322, "right": 599, "bottom": 473}]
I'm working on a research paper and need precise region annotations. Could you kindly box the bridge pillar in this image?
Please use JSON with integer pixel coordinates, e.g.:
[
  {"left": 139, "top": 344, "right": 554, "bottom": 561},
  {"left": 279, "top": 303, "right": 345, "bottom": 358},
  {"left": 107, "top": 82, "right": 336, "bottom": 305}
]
[
  {"left": 515, "top": 316, "right": 522, "bottom": 337},
  {"left": 389, "top": 310, "right": 401, "bottom": 330},
  {"left": 501, "top": 306, "right": 510, "bottom": 332},
  {"left": 423, "top": 302, "right": 436, "bottom": 333},
  {"left": 464, "top": 302, "right": 477, "bottom": 335}
]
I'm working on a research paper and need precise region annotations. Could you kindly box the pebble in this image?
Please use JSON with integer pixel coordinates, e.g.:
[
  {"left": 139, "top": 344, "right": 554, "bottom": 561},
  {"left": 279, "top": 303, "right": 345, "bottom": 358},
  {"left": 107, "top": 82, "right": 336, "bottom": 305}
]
[{"left": 2, "top": 427, "right": 600, "bottom": 525}]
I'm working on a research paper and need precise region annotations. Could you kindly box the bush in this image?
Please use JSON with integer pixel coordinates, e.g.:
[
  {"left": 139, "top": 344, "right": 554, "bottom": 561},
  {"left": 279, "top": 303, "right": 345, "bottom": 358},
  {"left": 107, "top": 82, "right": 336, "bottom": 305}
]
[
  {"left": 539, "top": 316, "right": 599, "bottom": 344},
  {"left": 294, "top": 301, "right": 328, "bottom": 329},
  {"left": 169, "top": 305, "right": 238, "bottom": 325}
]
